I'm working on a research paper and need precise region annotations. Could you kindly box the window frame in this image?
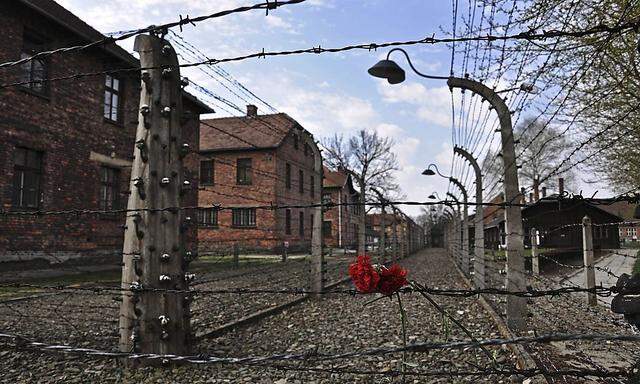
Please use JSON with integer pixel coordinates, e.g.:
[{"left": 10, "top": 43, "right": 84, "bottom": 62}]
[
  {"left": 232, "top": 208, "right": 256, "bottom": 228},
  {"left": 104, "top": 74, "right": 123, "bottom": 123},
  {"left": 310, "top": 175, "right": 315, "bottom": 197},
  {"left": 323, "top": 220, "right": 332, "bottom": 238},
  {"left": 285, "top": 163, "right": 291, "bottom": 190},
  {"left": 299, "top": 210, "right": 304, "bottom": 238},
  {"left": 197, "top": 207, "right": 219, "bottom": 227},
  {"left": 298, "top": 169, "right": 304, "bottom": 194},
  {"left": 12, "top": 147, "right": 44, "bottom": 209},
  {"left": 285, "top": 209, "right": 292, "bottom": 235},
  {"left": 99, "top": 166, "right": 120, "bottom": 211},
  {"left": 236, "top": 158, "right": 253, "bottom": 185},
  {"left": 199, "top": 159, "right": 214, "bottom": 186},
  {"left": 20, "top": 33, "right": 49, "bottom": 96}
]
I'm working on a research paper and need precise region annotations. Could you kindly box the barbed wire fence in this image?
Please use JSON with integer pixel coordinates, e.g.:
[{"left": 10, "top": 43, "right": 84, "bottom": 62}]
[{"left": 1, "top": 0, "right": 640, "bottom": 382}]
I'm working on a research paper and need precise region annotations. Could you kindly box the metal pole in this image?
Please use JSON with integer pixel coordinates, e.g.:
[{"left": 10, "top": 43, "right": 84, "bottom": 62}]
[
  {"left": 379, "top": 203, "right": 387, "bottom": 263},
  {"left": 582, "top": 216, "right": 597, "bottom": 306},
  {"left": 119, "top": 34, "right": 191, "bottom": 359},
  {"left": 531, "top": 228, "right": 539, "bottom": 276},
  {"left": 454, "top": 146, "right": 484, "bottom": 288},
  {"left": 448, "top": 77, "right": 526, "bottom": 331}
]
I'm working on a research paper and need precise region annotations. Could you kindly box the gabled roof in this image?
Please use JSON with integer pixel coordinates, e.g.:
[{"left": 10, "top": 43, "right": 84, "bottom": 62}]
[
  {"left": 17, "top": 0, "right": 136, "bottom": 65},
  {"left": 200, "top": 113, "right": 299, "bottom": 152},
  {"left": 595, "top": 200, "right": 639, "bottom": 221},
  {"left": 323, "top": 166, "right": 347, "bottom": 188},
  {"left": 15, "top": 0, "right": 213, "bottom": 114},
  {"left": 522, "top": 196, "right": 623, "bottom": 222},
  {"left": 322, "top": 166, "right": 359, "bottom": 195}
]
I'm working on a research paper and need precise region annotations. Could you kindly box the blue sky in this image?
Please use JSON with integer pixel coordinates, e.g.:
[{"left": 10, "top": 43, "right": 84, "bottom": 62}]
[{"left": 57, "top": 0, "right": 604, "bottom": 216}]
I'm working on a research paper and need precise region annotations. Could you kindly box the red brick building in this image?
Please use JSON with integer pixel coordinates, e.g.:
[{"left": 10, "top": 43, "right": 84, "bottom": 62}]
[
  {"left": 198, "top": 106, "right": 322, "bottom": 254},
  {"left": 322, "top": 167, "right": 360, "bottom": 250},
  {"left": 0, "top": 0, "right": 212, "bottom": 268}
]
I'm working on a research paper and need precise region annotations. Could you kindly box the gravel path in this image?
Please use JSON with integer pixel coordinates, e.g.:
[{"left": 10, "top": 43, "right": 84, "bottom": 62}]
[{"left": 0, "top": 249, "right": 524, "bottom": 383}]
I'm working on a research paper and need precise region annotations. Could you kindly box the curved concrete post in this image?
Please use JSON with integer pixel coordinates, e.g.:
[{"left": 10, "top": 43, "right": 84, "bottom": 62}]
[
  {"left": 448, "top": 77, "right": 525, "bottom": 330},
  {"left": 447, "top": 192, "right": 462, "bottom": 268},
  {"left": 449, "top": 178, "right": 469, "bottom": 276},
  {"left": 454, "top": 146, "right": 484, "bottom": 288}
]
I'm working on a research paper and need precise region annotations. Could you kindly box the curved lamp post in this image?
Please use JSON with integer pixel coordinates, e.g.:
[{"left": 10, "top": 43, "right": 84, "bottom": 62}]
[
  {"left": 369, "top": 49, "right": 526, "bottom": 330},
  {"left": 454, "top": 145, "right": 485, "bottom": 289}
]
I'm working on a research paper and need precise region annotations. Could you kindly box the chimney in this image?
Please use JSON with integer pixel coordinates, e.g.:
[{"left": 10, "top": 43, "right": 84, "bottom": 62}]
[
  {"left": 558, "top": 178, "right": 565, "bottom": 196},
  {"left": 247, "top": 104, "right": 258, "bottom": 117},
  {"left": 520, "top": 187, "right": 526, "bottom": 204},
  {"left": 529, "top": 192, "right": 533, "bottom": 203},
  {"left": 542, "top": 187, "right": 547, "bottom": 198},
  {"left": 533, "top": 178, "right": 540, "bottom": 201}
]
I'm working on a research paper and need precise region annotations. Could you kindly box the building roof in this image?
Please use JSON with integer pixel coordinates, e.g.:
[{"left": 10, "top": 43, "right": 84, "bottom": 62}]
[
  {"left": 323, "top": 166, "right": 347, "bottom": 188},
  {"left": 595, "top": 200, "right": 639, "bottom": 221},
  {"left": 16, "top": 0, "right": 213, "bottom": 114},
  {"left": 200, "top": 113, "right": 299, "bottom": 152},
  {"left": 18, "top": 0, "right": 136, "bottom": 65}
]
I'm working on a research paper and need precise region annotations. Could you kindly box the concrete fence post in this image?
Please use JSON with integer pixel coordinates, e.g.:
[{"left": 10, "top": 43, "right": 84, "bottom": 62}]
[
  {"left": 531, "top": 228, "right": 539, "bottom": 275},
  {"left": 582, "top": 216, "right": 597, "bottom": 306},
  {"left": 119, "top": 34, "right": 190, "bottom": 360}
]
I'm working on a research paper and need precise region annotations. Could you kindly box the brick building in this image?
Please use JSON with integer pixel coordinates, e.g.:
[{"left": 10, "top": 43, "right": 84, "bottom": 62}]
[
  {"left": 322, "top": 166, "right": 360, "bottom": 250},
  {"left": 0, "top": 0, "right": 212, "bottom": 268},
  {"left": 198, "top": 106, "right": 322, "bottom": 254}
]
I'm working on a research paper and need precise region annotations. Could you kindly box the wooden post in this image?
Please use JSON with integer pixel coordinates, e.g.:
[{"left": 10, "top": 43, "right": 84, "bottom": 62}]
[
  {"left": 582, "top": 216, "right": 597, "bottom": 306},
  {"left": 310, "top": 146, "right": 324, "bottom": 296},
  {"left": 282, "top": 243, "right": 287, "bottom": 262},
  {"left": 531, "top": 228, "right": 539, "bottom": 275},
  {"left": 379, "top": 203, "right": 387, "bottom": 264},
  {"left": 233, "top": 243, "right": 239, "bottom": 268},
  {"left": 119, "top": 34, "right": 191, "bottom": 359},
  {"left": 392, "top": 210, "right": 398, "bottom": 262}
]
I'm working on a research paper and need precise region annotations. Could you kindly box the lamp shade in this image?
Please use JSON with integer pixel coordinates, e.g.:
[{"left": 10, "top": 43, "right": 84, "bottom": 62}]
[
  {"left": 422, "top": 169, "right": 435, "bottom": 176},
  {"left": 368, "top": 60, "right": 406, "bottom": 84},
  {"left": 428, "top": 194, "right": 436, "bottom": 199}
]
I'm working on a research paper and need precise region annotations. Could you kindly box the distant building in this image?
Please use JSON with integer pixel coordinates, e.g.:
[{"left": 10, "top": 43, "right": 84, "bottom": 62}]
[
  {"left": 0, "top": 0, "right": 212, "bottom": 268},
  {"left": 321, "top": 166, "right": 360, "bottom": 250},
  {"left": 594, "top": 200, "right": 639, "bottom": 245},
  {"left": 198, "top": 105, "right": 321, "bottom": 254}
]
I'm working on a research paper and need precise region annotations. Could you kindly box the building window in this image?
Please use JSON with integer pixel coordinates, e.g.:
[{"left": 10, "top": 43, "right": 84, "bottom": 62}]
[
  {"left": 20, "top": 34, "right": 48, "bottom": 94},
  {"left": 99, "top": 167, "right": 120, "bottom": 210},
  {"left": 285, "top": 209, "right": 292, "bottom": 235},
  {"left": 322, "top": 193, "right": 332, "bottom": 205},
  {"left": 323, "top": 221, "right": 332, "bottom": 238},
  {"left": 304, "top": 143, "right": 309, "bottom": 156},
  {"left": 197, "top": 208, "right": 218, "bottom": 227},
  {"left": 285, "top": 163, "right": 291, "bottom": 189},
  {"left": 310, "top": 213, "right": 314, "bottom": 233},
  {"left": 299, "top": 211, "right": 305, "bottom": 237},
  {"left": 232, "top": 208, "right": 256, "bottom": 228},
  {"left": 12, "top": 147, "right": 43, "bottom": 209},
  {"left": 104, "top": 75, "right": 122, "bottom": 122},
  {"left": 293, "top": 134, "right": 299, "bottom": 149},
  {"left": 236, "top": 158, "right": 252, "bottom": 185},
  {"left": 200, "top": 160, "right": 214, "bottom": 185},
  {"left": 310, "top": 175, "right": 315, "bottom": 197},
  {"left": 299, "top": 170, "right": 304, "bottom": 194}
]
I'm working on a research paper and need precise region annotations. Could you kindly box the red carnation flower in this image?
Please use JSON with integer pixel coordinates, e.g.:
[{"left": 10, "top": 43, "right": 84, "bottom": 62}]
[
  {"left": 377, "top": 264, "right": 408, "bottom": 296},
  {"left": 348, "top": 255, "right": 380, "bottom": 293}
]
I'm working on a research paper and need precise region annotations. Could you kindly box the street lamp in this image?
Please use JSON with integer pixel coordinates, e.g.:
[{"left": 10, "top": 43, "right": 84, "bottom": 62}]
[{"left": 369, "top": 48, "right": 527, "bottom": 330}]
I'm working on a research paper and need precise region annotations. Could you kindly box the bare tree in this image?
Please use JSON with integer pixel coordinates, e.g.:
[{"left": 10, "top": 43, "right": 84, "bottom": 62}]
[
  {"left": 482, "top": 118, "right": 575, "bottom": 197},
  {"left": 322, "top": 130, "right": 399, "bottom": 255}
]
